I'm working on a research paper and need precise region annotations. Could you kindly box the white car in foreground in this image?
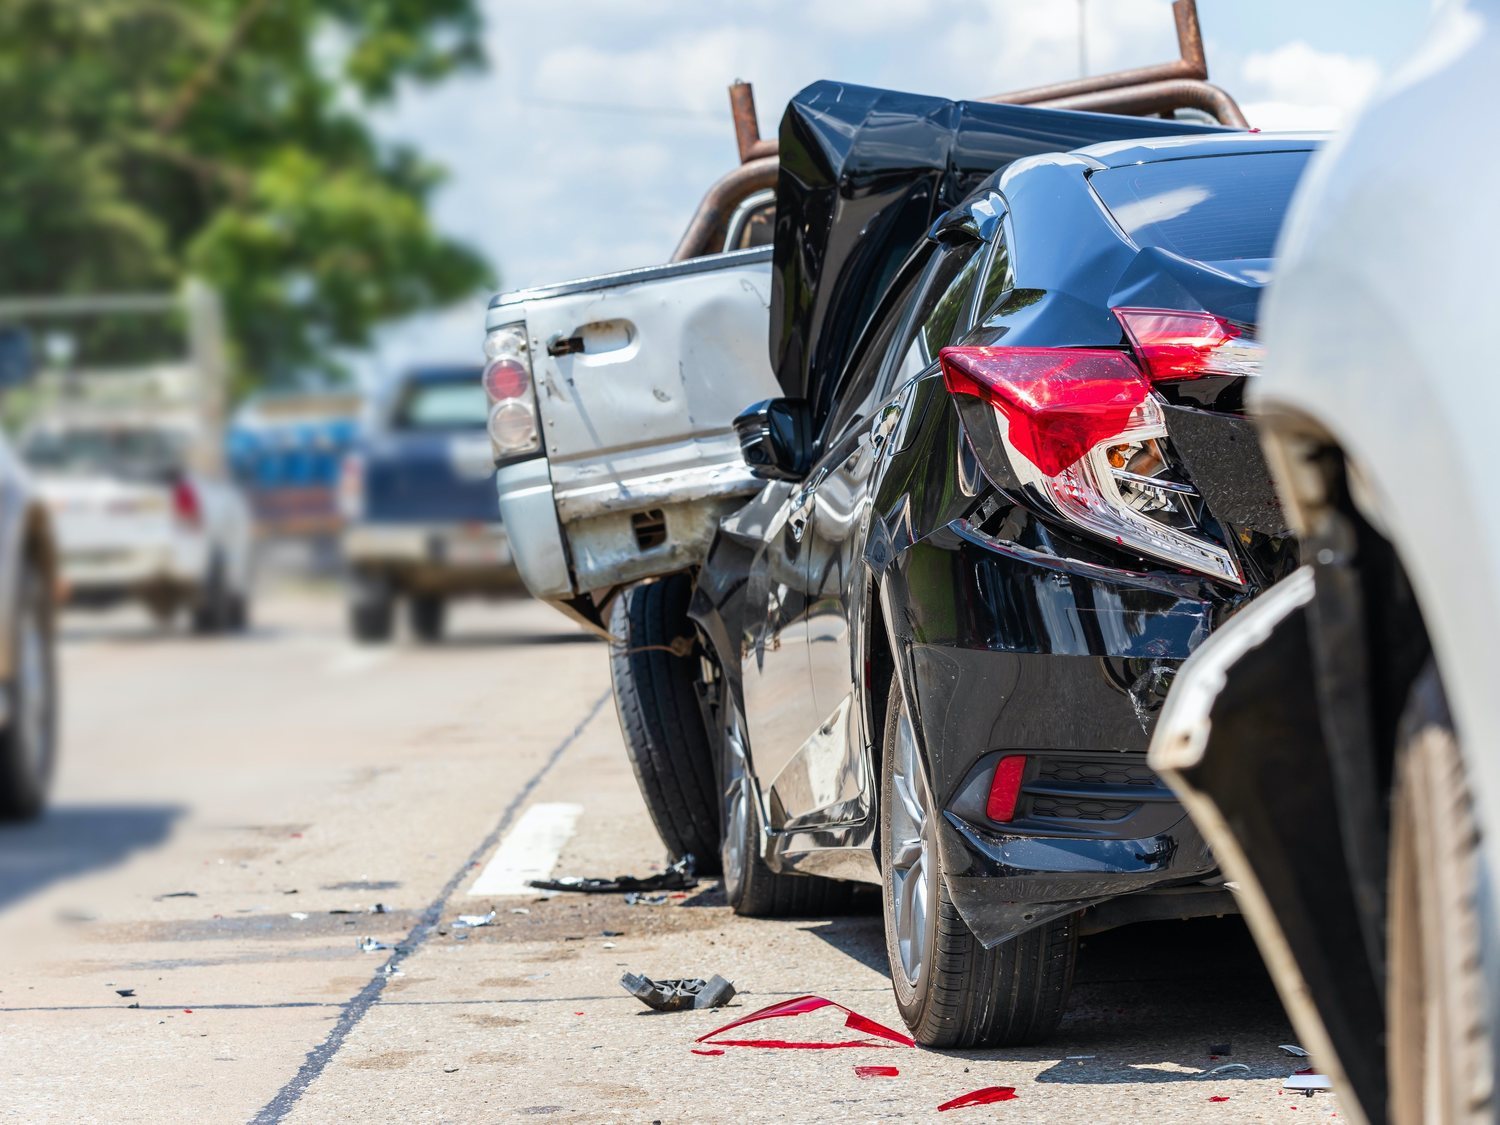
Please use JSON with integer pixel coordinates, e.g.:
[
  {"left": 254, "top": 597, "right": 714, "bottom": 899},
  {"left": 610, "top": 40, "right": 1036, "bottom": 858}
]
[
  {"left": 25, "top": 420, "right": 254, "bottom": 632},
  {"left": 1150, "top": 3, "right": 1499, "bottom": 1121}
]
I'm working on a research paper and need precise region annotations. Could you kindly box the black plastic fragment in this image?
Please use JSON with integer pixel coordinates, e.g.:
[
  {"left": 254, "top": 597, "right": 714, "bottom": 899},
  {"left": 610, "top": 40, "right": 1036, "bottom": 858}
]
[
  {"left": 528, "top": 854, "right": 697, "bottom": 895},
  {"left": 620, "top": 972, "right": 736, "bottom": 1012}
]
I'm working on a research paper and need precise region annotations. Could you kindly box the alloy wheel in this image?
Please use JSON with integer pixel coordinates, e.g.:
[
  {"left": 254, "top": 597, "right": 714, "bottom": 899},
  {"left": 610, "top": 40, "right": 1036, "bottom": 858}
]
[{"left": 887, "top": 698, "right": 935, "bottom": 989}]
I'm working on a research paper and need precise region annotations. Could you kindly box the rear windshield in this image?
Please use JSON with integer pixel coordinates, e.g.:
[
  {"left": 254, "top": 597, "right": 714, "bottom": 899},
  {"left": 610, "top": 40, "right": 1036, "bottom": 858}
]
[
  {"left": 391, "top": 374, "right": 486, "bottom": 432},
  {"left": 23, "top": 427, "right": 187, "bottom": 477},
  {"left": 1089, "top": 150, "right": 1312, "bottom": 262}
]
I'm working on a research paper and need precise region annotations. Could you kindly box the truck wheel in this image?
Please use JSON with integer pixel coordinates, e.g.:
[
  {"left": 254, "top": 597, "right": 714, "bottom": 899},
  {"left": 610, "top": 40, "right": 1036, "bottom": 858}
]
[
  {"left": 409, "top": 595, "right": 446, "bottom": 643},
  {"left": 225, "top": 593, "right": 251, "bottom": 633},
  {"left": 609, "top": 575, "right": 721, "bottom": 874},
  {"left": 880, "top": 674, "right": 1077, "bottom": 1046},
  {"left": 349, "top": 572, "right": 395, "bottom": 644},
  {"left": 191, "top": 555, "right": 231, "bottom": 635},
  {"left": 720, "top": 694, "right": 853, "bottom": 917},
  {"left": 1388, "top": 660, "right": 1493, "bottom": 1124},
  {"left": 0, "top": 565, "right": 56, "bottom": 821}
]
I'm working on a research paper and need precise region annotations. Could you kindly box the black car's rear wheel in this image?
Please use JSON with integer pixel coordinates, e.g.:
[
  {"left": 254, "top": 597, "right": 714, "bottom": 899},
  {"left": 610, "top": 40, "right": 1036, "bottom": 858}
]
[
  {"left": 880, "top": 674, "right": 1076, "bottom": 1047},
  {"left": 1388, "top": 660, "right": 1493, "bottom": 1124},
  {"left": 608, "top": 575, "right": 720, "bottom": 873},
  {"left": 0, "top": 565, "right": 56, "bottom": 821},
  {"left": 718, "top": 694, "right": 852, "bottom": 917}
]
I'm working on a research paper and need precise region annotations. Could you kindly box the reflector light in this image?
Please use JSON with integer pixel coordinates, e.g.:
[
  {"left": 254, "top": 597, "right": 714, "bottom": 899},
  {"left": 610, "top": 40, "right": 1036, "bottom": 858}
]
[
  {"left": 986, "top": 755, "right": 1028, "bottom": 822},
  {"left": 483, "top": 358, "right": 529, "bottom": 402},
  {"left": 939, "top": 347, "right": 1149, "bottom": 475},
  {"left": 1113, "top": 307, "right": 1258, "bottom": 383}
]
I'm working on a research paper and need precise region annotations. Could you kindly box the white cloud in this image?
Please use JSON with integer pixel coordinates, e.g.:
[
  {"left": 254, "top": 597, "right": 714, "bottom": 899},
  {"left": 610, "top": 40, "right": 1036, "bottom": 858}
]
[{"left": 1238, "top": 40, "right": 1380, "bottom": 129}]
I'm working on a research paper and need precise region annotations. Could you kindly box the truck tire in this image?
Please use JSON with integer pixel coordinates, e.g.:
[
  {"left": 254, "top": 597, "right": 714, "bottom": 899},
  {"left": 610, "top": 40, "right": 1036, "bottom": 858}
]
[
  {"left": 0, "top": 565, "right": 56, "bottom": 821},
  {"left": 349, "top": 572, "right": 395, "bottom": 643},
  {"left": 609, "top": 575, "right": 721, "bottom": 874},
  {"left": 409, "top": 594, "right": 446, "bottom": 643},
  {"left": 719, "top": 694, "right": 854, "bottom": 917},
  {"left": 880, "top": 674, "right": 1077, "bottom": 1046},
  {"left": 1388, "top": 660, "right": 1493, "bottom": 1124}
]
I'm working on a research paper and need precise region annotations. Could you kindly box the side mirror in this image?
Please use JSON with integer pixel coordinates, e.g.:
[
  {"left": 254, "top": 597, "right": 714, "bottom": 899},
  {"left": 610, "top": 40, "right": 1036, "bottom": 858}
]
[
  {"left": 734, "top": 397, "right": 812, "bottom": 481},
  {"left": 0, "top": 326, "right": 36, "bottom": 390}
]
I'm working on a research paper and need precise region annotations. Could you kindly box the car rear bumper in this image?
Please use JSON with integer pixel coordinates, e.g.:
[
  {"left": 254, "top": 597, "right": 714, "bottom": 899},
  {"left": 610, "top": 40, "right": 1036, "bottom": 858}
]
[
  {"left": 59, "top": 543, "right": 204, "bottom": 599},
  {"left": 342, "top": 522, "right": 515, "bottom": 591},
  {"left": 885, "top": 518, "right": 1236, "bottom": 946}
]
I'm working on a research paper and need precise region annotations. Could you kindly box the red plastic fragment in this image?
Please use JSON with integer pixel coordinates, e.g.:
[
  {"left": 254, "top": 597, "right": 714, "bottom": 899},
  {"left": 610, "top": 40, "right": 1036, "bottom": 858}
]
[
  {"left": 183, "top": 1009, "right": 193, "bottom": 1014},
  {"left": 937, "top": 1087, "right": 1017, "bottom": 1111},
  {"left": 855, "top": 1066, "right": 900, "bottom": 1079},
  {"left": 691, "top": 1049, "right": 725, "bottom": 1057},
  {"left": 1209, "top": 1096, "right": 1230, "bottom": 1103},
  {"left": 696, "top": 995, "right": 916, "bottom": 1050}
]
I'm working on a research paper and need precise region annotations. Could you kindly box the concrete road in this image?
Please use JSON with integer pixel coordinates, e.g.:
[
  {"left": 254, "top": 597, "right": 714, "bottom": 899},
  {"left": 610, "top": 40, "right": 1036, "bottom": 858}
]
[{"left": 0, "top": 588, "right": 1334, "bottom": 1122}]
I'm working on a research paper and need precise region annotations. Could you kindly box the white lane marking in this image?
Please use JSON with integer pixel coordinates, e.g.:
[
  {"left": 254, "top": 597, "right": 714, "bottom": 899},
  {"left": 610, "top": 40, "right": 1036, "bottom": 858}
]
[
  {"left": 324, "top": 647, "right": 393, "bottom": 677},
  {"left": 468, "top": 802, "right": 583, "bottom": 896}
]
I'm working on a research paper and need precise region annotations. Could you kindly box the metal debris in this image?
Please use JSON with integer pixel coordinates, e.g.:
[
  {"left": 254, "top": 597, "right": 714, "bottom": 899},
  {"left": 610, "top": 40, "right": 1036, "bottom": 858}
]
[
  {"left": 1278, "top": 1044, "right": 1310, "bottom": 1057},
  {"left": 620, "top": 972, "right": 736, "bottom": 1012},
  {"left": 528, "top": 855, "right": 697, "bottom": 895},
  {"left": 454, "top": 911, "right": 497, "bottom": 928},
  {"left": 1283, "top": 1073, "right": 1334, "bottom": 1096}
]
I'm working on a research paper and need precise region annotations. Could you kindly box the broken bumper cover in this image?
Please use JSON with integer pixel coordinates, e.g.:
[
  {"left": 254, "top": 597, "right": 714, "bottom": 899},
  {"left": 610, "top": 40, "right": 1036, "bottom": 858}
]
[
  {"left": 885, "top": 523, "right": 1231, "bottom": 947},
  {"left": 1147, "top": 565, "right": 1377, "bottom": 1121}
]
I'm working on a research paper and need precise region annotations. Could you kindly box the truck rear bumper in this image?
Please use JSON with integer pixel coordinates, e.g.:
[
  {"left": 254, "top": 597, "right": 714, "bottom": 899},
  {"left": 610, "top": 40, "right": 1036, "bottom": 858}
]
[{"left": 343, "top": 522, "right": 515, "bottom": 593}]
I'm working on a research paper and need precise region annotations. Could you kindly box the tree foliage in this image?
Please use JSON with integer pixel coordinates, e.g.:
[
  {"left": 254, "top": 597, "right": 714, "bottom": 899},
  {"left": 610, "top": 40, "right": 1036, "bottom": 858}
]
[{"left": 0, "top": 0, "right": 492, "bottom": 385}]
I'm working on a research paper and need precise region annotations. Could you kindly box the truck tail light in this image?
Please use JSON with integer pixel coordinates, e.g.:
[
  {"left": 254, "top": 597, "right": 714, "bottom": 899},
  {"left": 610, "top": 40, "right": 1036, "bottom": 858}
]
[
  {"left": 939, "top": 344, "right": 1243, "bottom": 584},
  {"left": 337, "top": 451, "right": 364, "bottom": 522},
  {"left": 171, "top": 479, "right": 202, "bottom": 527},
  {"left": 482, "top": 324, "right": 541, "bottom": 461},
  {"left": 1113, "top": 307, "right": 1261, "bottom": 382}
]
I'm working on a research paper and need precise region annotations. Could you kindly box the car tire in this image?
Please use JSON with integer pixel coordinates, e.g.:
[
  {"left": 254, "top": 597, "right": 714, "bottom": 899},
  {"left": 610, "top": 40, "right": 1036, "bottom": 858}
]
[
  {"left": 225, "top": 593, "right": 250, "bottom": 633},
  {"left": 880, "top": 674, "right": 1077, "bottom": 1047},
  {"left": 1388, "top": 660, "right": 1493, "bottom": 1124},
  {"left": 349, "top": 572, "right": 395, "bottom": 644},
  {"left": 608, "top": 575, "right": 721, "bottom": 875},
  {"left": 191, "top": 555, "right": 232, "bottom": 635},
  {"left": 0, "top": 564, "right": 57, "bottom": 821},
  {"left": 718, "top": 691, "right": 854, "bottom": 918},
  {"left": 409, "top": 595, "right": 446, "bottom": 643}
]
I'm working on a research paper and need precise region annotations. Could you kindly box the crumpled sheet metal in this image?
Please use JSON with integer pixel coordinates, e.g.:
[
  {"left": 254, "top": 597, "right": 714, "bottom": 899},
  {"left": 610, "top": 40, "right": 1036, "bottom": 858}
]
[
  {"left": 528, "top": 854, "right": 697, "bottom": 895},
  {"left": 695, "top": 995, "right": 915, "bottom": 1050},
  {"left": 620, "top": 972, "right": 736, "bottom": 1012}
]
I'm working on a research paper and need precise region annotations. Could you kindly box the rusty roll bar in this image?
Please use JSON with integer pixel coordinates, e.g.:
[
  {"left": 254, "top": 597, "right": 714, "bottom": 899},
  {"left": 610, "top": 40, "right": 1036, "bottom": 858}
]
[
  {"left": 669, "top": 156, "right": 779, "bottom": 263},
  {"left": 674, "top": 0, "right": 1247, "bottom": 261}
]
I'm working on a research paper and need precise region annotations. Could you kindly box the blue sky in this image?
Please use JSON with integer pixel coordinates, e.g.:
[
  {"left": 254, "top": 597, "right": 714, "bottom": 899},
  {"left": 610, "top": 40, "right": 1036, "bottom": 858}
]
[{"left": 366, "top": 0, "right": 1434, "bottom": 375}]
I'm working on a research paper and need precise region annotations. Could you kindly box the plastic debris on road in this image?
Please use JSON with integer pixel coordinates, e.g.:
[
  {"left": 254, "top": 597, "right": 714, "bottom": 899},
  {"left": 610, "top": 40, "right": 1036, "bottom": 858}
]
[
  {"left": 625, "top": 893, "right": 672, "bottom": 906},
  {"left": 1208, "top": 1042, "right": 1231, "bottom": 1055},
  {"left": 855, "top": 1066, "right": 900, "bottom": 1079},
  {"left": 937, "top": 1087, "right": 1017, "bottom": 1111},
  {"left": 1208, "top": 1095, "right": 1230, "bottom": 1103},
  {"left": 357, "top": 936, "right": 389, "bottom": 953},
  {"left": 696, "top": 995, "right": 916, "bottom": 1050},
  {"left": 289, "top": 912, "right": 309, "bottom": 921},
  {"left": 528, "top": 854, "right": 697, "bottom": 895},
  {"left": 691, "top": 1049, "right": 725, "bottom": 1057},
  {"left": 1203, "top": 1063, "right": 1251, "bottom": 1077},
  {"left": 454, "top": 911, "right": 497, "bottom": 928},
  {"left": 154, "top": 891, "right": 198, "bottom": 900},
  {"left": 1279, "top": 1044, "right": 1310, "bottom": 1057},
  {"left": 115, "top": 989, "right": 135, "bottom": 998},
  {"left": 621, "top": 972, "right": 736, "bottom": 1012},
  {"left": 1283, "top": 1073, "right": 1335, "bottom": 1095}
]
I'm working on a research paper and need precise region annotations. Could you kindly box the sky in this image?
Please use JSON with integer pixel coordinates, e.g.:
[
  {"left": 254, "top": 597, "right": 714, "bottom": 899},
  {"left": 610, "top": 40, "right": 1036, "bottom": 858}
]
[{"left": 365, "top": 0, "right": 1435, "bottom": 376}]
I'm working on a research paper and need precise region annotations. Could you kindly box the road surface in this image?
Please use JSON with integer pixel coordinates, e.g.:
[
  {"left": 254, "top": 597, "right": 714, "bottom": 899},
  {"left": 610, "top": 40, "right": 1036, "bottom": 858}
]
[{"left": 0, "top": 587, "right": 1333, "bottom": 1122}]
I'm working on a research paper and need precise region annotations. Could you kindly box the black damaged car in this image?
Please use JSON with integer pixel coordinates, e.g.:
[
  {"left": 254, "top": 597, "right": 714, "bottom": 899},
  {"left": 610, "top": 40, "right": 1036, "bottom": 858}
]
[{"left": 501, "top": 82, "right": 1317, "bottom": 1047}]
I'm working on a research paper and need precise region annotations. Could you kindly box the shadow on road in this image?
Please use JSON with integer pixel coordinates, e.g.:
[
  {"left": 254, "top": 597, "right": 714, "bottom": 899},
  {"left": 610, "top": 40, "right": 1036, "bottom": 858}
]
[
  {"left": 0, "top": 803, "right": 183, "bottom": 912},
  {"left": 436, "top": 632, "right": 603, "bottom": 649}
]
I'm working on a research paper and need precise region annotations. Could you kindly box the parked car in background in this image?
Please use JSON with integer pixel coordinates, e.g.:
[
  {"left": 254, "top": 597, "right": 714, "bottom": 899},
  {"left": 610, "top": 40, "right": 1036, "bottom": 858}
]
[
  {"left": 25, "top": 417, "right": 254, "bottom": 633},
  {"left": 341, "top": 365, "right": 513, "bottom": 643},
  {"left": 496, "top": 81, "right": 1315, "bottom": 1047},
  {"left": 0, "top": 328, "right": 58, "bottom": 820},
  {"left": 1150, "top": 3, "right": 1499, "bottom": 1121}
]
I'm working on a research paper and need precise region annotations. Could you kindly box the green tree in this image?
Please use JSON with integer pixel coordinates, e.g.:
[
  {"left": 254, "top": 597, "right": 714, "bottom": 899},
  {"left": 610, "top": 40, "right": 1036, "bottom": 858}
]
[{"left": 0, "top": 0, "right": 492, "bottom": 386}]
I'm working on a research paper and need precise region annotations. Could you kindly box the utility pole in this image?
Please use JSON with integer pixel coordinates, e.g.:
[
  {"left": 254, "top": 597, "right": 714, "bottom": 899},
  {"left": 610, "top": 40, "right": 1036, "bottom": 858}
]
[{"left": 1077, "top": 0, "right": 1089, "bottom": 78}]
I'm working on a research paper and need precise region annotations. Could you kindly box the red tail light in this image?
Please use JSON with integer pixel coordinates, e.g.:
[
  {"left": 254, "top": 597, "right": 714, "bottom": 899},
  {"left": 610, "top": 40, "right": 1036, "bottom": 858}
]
[
  {"left": 986, "top": 755, "right": 1028, "bottom": 822},
  {"left": 483, "top": 357, "right": 530, "bottom": 402},
  {"left": 172, "top": 479, "right": 201, "bottom": 527},
  {"left": 939, "top": 347, "right": 1149, "bottom": 476},
  {"left": 1113, "top": 307, "right": 1259, "bottom": 383}
]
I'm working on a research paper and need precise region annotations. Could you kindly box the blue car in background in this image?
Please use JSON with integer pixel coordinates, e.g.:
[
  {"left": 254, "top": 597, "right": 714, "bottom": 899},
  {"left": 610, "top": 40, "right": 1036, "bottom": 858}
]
[{"left": 340, "top": 365, "right": 514, "bottom": 642}]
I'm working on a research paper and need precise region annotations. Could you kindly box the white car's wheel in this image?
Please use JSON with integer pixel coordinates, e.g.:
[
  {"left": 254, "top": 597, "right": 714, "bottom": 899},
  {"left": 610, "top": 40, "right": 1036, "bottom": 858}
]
[{"left": 0, "top": 564, "right": 56, "bottom": 820}]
